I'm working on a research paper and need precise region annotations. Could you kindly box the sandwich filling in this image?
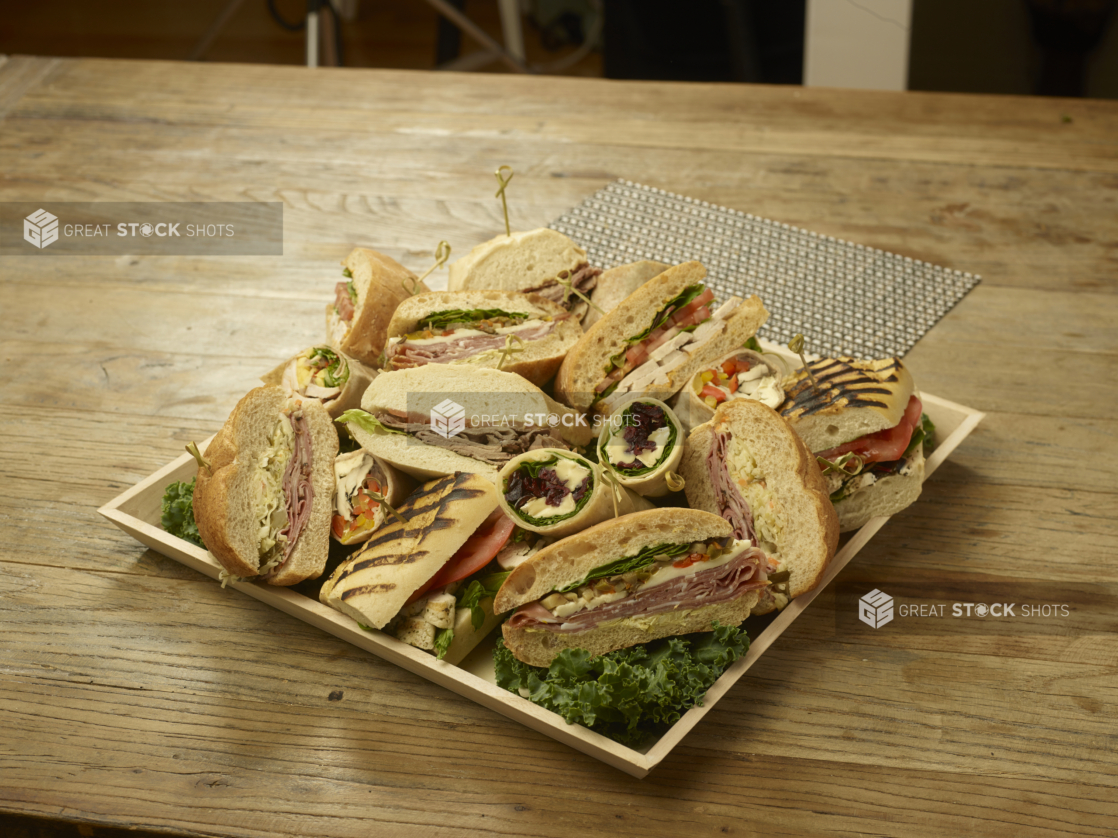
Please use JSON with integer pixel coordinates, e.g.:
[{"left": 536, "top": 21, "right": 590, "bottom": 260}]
[
  {"left": 706, "top": 425, "right": 786, "bottom": 605},
  {"left": 332, "top": 450, "right": 388, "bottom": 543},
  {"left": 281, "top": 346, "right": 350, "bottom": 405},
  {"left": 504, "top": 453, "right": 593, "bottom": 525},
  {"left": 253, "top": 400, "right": 315, "bottom": 574},
  {"left": 341, "top": 408, "right": 569, "bottom": 466},
  {"left": 521, "top": 263, "right": 601, "bottom": 310},
  {"left": 600, "top": 400, "right": 677, "bottom": 476},
  {"left": 594, "top": 285, "right": 745, "bottom": 409},
  {"left": 384, "top": 308, "right": 564, "bottom": 370},
  {"left": 506, "top": 538, "right": 767, "bottom": 633},
  {"left": 329, "top": 269, "right": 358, "bottom": 345},
  {"left": 815, "top": 395, "right": 934, "bottom": 503},
  {"left": 693, "top": 352, "right": 783, "bottom": 411}
]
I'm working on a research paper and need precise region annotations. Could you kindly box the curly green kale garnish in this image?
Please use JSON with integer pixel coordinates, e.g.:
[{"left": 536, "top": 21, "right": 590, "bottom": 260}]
[
  {"left": 161, "top": 477, "right": 204, "bottom": 547},
  {"left": 494, "top": 622, "right": 749, "bottom": 748}
]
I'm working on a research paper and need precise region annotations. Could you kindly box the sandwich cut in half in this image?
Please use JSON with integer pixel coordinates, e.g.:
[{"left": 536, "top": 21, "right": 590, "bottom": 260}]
[
  {"left": 193, "top": 386, "right": 339, "bottom": 586},
  {"left": 779, "top": 356, "right": 934, "bottom": 532},
  {"left": 494, "top": 508, "right": 768, "bottom": 667},
  {"left": 582, "top": 260, "right": 670, "bottom": 330},
  {"left": 446, "top": 228, "right": 602, "bottom": 320},
  {"left": 554, "top": 261, "right": 769, "bottom": 415},
  {"left": 320, "top": 472, "right": 514, "bottom": 665},
  {"left": 261, "top": 345, "right": 378, "bottom": 419},
  {"left": 382, "top": 289, "right": 583, "bottom": 386},
  {"left": 339, "top": 365, "right": 595, "bottom": 484},
  {"left": 679, "top": 397, "right": 839, "bottom": 615},
  {"left": 326, "top": 247, "right": 430, "bottom": 368}
]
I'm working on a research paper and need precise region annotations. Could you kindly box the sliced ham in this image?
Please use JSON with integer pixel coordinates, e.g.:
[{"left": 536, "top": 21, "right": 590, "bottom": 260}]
[
  {"left": 385, "top": 320, "right": 555, "bottom": 370},
  {"left": 707, "top": 427, "right": 755, "bottom": 542},
  {"left": 334, "top": 281, "right": 355, "bottom": 323},
  {"left": 269, "top": 410, "right": 315, "bottom": 574},
  {"left": 506, "top": 546, "right": 767, "bottom": 633}
]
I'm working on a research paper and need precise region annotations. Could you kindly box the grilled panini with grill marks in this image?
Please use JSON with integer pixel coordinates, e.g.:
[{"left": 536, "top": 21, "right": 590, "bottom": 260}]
[
  {"left": 779, "top": 357, "right": 915, "bottom": 453},
  {"left": 320, "top": 472, "right": 497, "bottom": 630}
]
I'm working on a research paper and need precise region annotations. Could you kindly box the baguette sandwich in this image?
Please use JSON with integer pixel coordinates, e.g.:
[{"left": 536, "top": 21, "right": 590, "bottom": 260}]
[
  {"left": 679, "top": 397, "right": 838, "bottom": 615},
  {"left": 382, "top": 289, "right": 582, "bottom": 386},
  {"left": 778, "top": 356, "right": 934, "bottom": 532},
  {"left": 320, "top": 472, "right": 513, "bottom": 665},
  {"left": 261, "top": 345, "right": 378, "bottom": 419},
  {"left": 339, "top": 365, "right": 594, "bottom": 484},
  {"left": 494, "top": 508, "right": 768, "bottom": 667},
  {"left": 193, "top": 386, "right": 339, "bottom": 586},
  {"left": 554, "top": 261, "right": 769, "bottom": 415},
  {"left": 446, "top": 228, "right": 602, "bottom": 320},
  {"left": 327, "top": 247, "right": 429, "bottom": 367},
  {"left": 582, "top": 260, "right": 669, "bottom": 330}
]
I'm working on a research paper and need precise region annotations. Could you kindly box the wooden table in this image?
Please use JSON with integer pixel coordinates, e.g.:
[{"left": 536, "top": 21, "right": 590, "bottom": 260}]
[{"left": 1, "top": 54, "right": 1115, "bottom": 838}]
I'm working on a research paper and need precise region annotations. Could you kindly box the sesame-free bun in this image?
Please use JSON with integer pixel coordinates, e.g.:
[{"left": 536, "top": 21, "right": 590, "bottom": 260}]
[
  {"left": 680, "top": 397, "right": 838, "bottom": 615},
  {"left": 447, "top": 228, "right": 586, "bottom": 294}
]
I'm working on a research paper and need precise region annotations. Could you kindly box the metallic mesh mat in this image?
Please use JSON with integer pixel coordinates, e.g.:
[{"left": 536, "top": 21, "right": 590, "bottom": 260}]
[{"left": 550, "top": 180, "right": 981, "bottom": 359}]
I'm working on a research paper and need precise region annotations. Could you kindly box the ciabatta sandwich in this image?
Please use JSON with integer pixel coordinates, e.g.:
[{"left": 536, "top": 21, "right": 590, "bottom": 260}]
[
  {"left": 554, "top": 261, "right": 769, "bottom": 415},
  {"left": 582, "top": 260, "right": 669, "bottom": 330},
  {"left": 261, "top": 345, "right": 378, "bottom": 419},
  {"left": 446, "top": 228, "right": 601, "bottom": 320},
  {"left": 778, "top": 356, "right": 933, "bottom": 532},
  {"left": 339, "top": 365, "right": 594, "bottom": 484},
  {"left": 494, "top": 508, "right": 768, "bottom": 667},
  {"left": 326, "top": 247, "right": 429, "bottom": 367},
  {"left": 320, "top": 473, "right": 514, "bottom": 665},
  {"left": 382, "top": 289, "right": 582, "bottom": 386},
  {"left": 679, "top": 397, "right": 838, "bottom": 615},
  {"left": 193, "top": 386, "right": 339, "bottom": 586}
]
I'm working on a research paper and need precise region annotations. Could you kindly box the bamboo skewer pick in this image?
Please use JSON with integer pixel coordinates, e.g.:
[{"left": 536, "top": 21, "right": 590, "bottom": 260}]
[
  {"left": 788, "top": 333, "right": 820, "bottom": 389},
  {"left": 417, "top": 241, "right": 451, "bottom": 285},
  {"left": 494, "top": 165, "right": 514, "bottom": 236}
]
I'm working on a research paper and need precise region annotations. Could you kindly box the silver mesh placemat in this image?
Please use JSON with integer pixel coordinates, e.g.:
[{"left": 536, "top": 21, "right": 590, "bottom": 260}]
[{"left": 550, "top": 180, "right": 980, "bottom": 359}]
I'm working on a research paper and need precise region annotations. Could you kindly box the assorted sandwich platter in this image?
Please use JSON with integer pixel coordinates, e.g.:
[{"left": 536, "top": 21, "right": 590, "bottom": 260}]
[{"left": 100, "top": 333, "right": 983, "bottom": 778}]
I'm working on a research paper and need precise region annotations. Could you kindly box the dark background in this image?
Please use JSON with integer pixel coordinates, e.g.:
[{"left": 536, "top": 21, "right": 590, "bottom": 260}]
[{"left": 0, "top": 0, "right": 1115, "bottom": 97}]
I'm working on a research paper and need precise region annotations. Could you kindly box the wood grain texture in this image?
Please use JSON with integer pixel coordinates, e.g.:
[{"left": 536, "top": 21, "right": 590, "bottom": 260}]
[{"left": 1, "top": 55, "right": 1116, "bottom": 836}]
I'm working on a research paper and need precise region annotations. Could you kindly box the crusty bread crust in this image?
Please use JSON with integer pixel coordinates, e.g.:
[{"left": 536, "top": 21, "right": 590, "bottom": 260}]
[
  {"left": 679, "top": 398, "right": 838, "bottom": 615},
  {"left": 553, "top": 262, "right": 768, "bottom": 412},
  {"left": 193, "top": 386, "right": 339, "bottom": 585},
  {"left": 329, "top": 248, "right": 428, "bottom": 367},
  {"left": 583, "top": 260, "right": 669, "bottom": 329},
  {"left": 384, "top": 289, "right": 582, "bottom": 386},
  {"left": 834, "top": 446, "right": 925, "bottom": 532},
  {"left": 501, "top": 592, "right": 760, "bottom": 668},
  {"left": 260, "top": 347, "right": 378, "bottom": 420},
  {"left": 446, "top": 228, "right": 586, "bottom": 293},
  {"left": 494, "top": 507, "right": 732, "bottom": 613}
]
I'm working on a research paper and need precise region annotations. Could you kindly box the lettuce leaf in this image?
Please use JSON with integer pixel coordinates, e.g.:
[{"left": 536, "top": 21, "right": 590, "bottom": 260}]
[
  {"left": 555, "top": 542, "right": 690, "bottom": 593},
  {"left": 456, "top": 570, "right": 512, "bottom": 630},
  {"left": 434, "top": 627, "right": 454, "bottom": 660},
  {"left": 493, "top": 622, "right": 749, "bottom": 747},
  {"left": 161, "top": 478, "right": 204, "bottom": 547},
  {"left": 419, "top": 308, "right": 529, "bottom": 332},
  {"left": 337, "top": 409, "right": 407, "bottom": 435}
]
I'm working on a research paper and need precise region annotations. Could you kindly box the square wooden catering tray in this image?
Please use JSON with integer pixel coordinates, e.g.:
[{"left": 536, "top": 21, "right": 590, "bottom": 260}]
[{"left": 99, "top": 356, "right": 983, "bottom": 778}]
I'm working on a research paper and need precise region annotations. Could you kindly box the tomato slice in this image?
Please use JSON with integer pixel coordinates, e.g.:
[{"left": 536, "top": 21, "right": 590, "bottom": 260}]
[
  {"left": 406, "top": 509, "right": 516, "bottom": 604},
  {"left": 331, "top": 514, "right": 347, "bottom": 540},
  {"left": 701, "top": 384, "right": 728, "bottom": 403},
  {"left": 819, "top": 396, "right": 923, "bottom": 464}
]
